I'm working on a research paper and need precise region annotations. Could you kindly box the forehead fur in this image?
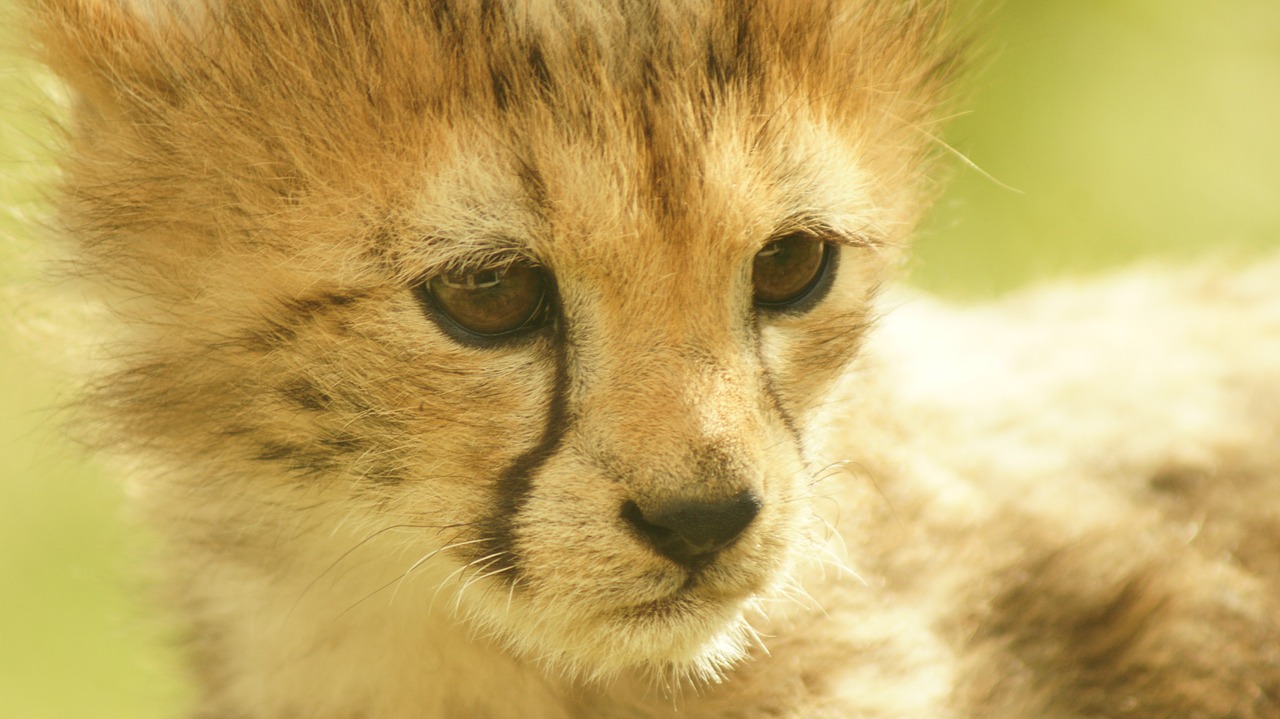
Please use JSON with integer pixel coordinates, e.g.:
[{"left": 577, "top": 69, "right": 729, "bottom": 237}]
[
  {"left": 33, "top": 0, "right": 959, "bottom": 127},
  {"left": 30, "top": 0, "right": 960, "bottom": 276}
]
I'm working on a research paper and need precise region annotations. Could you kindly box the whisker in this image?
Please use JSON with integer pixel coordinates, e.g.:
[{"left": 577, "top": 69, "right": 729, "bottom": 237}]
[
  {"left": 431, "top": 550, "right": 507, "bottom": 614},
  {"left": 504, "top": 575, "right": 520, "bottom": 616},
  {"left": 336, "top": 537, "right": 492, "bottom": 619},
  {"left": 290, "top": 521, "right": 470, "bottom": 618},
  {"left": 911, "top": 122, "right": 1024, "bottom": 195},
  {"left": 456, "top": 562, "right": 515, "bottom": 610},
  {"left": 388, "top": 536, "right": 492, "bottom": 606},
  {"left": 452, "top": 553, "right": 510, "bottom": 609}
]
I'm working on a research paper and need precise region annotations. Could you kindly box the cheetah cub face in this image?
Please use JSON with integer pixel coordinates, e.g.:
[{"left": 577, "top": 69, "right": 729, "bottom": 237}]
[
  {"left": 375, "top": 112, "right": 888, "bottom": 682},
  {"left": 34, "top": 0, "right": 953, "bottom": 685}
]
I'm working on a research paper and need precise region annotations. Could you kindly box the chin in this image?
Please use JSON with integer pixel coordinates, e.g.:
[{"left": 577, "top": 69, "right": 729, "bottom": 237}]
[{"left": 460, "top": 552, "right": 786, "bottom": 688}]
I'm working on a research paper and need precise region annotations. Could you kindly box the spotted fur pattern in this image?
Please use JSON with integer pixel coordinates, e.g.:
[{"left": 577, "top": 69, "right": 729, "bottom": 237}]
[{"left": 26, "top": 0, "right": 1280, "bottom": 717}]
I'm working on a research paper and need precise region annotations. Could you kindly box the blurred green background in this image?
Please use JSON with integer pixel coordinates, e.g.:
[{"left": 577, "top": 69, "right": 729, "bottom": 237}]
[{"left": 1, "top": 1, "right": 1278, "bottom": 717}]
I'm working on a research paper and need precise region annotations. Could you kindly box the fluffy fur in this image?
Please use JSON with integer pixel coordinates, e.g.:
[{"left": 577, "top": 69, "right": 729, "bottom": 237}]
[{"left": 25, "top": 0, "right": 1280, "bottom": 717}]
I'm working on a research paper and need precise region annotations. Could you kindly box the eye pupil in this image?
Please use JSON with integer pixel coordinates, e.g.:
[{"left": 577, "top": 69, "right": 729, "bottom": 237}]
[
  {"left": 752, "top": 234, "right": 831, "bottom": 308},
  {"left": 420, "top": 260, "right": 551, "bottom": 338}
]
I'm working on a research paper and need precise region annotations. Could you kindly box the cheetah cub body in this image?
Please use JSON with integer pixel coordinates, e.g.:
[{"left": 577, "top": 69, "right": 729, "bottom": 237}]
[{"left": 28, "top": 0, "right": 1280, "bottom": 717}]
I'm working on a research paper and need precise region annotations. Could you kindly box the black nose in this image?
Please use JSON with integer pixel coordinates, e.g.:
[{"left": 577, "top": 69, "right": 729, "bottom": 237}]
[{"left": 622, "top": 492, "right": 762, "bottom": 569}]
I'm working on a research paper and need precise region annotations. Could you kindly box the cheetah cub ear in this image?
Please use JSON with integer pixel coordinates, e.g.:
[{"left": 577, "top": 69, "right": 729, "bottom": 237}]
[{"left": 28, "top": 0, "right": 966, "bottom": 714}]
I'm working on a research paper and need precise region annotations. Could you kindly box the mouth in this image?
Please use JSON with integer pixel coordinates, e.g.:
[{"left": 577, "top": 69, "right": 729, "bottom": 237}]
[
  {"left": 619, "top": 560, "right": 768, "bottom": 622},
  {"left": 595, "top": 581, "right": 766, "bottom": 680}
]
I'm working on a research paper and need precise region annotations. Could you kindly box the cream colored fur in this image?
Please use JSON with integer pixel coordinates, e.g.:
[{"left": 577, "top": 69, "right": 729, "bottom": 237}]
[{"left": 24, "top": 0, "right": 1280, "bottom": 717}]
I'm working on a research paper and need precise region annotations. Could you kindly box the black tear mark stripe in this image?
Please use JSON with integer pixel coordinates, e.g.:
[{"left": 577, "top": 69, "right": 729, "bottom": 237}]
[
  {"left": 751, "top": 315, "right": 805, "bottom": 454},
  {"left": 761, "top": 364, "right": 803, "bottom": 453},
  {"left": 474, "top": 332, "right": 572, "bottom": 584}
]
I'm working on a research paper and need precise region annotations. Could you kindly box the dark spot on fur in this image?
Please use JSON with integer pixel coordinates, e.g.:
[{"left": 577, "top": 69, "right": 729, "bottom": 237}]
[
  {"left": 427, "top": 0, "right": 456, "bottom": 34},
  {"left": 255, "top": 441, "right": 307, "bottom": 462},
  {"left": 479, "top": 0, "right": 501, "bottom": 35},
  {"left": 638, "top": 57, "right": 661, "bottom": 98},
  {"left": 516, "top": 156, "right": 548, "bottom": 209},
  {"left": 247, "top": 291, "right": 365, "bottom": 351},
  {"left": 282, "top": 378, "right": 332, "bottom": 412},
  {"left": 288, "top": 290, "right": 364, "bottom": 317},
  {"left": 325, "top": 292, "right": 358, "bottom": 306},
  {"left": 245, "top": 320, "right": 297, "bottom": 350},
  {"left": 635, "top": 100, "right": 675, "bottom": 213},
  {"left": 959, "top": 541, "right": 1272, "bottom": 717},
  {"left": 334, "top": 318, "right": 358, "bottom": 336},
  {"left": 1148, "top": 463, "right": 1209, "bottom": 495},
  {"left": 705, "top": 2, "right": 758, "bottom": 94},
  {"left": 320, "top": 431, "right": 365, "bottom": 455},
  {"left": 291, "top": 297, "right": 327, "bottom": 314},
  {"left": 1066, "top": 573, "right": 1167, "bottom": 663},
  {"left": 527, "top": 40, "right": 552, "bottom": 93},
  {"left": 218, "top": 424, "right": 257, "bottom": 439},
  {"left": 637, "top": 100, "right": 656, "bottom": 144},
  {"left": 704, "top": 38, "right": 724, "bottom": 86},
  {"left": 491, "top": 66, "right": 510, "bottom": 112},
  {"left": 251, "top": 438, "right": 339, "bottom": 477}
]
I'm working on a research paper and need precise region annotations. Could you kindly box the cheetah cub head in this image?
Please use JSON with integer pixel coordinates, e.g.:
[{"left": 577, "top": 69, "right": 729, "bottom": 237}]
[{"left": 34, "top": 0, "right": 957, "bottom": 685}]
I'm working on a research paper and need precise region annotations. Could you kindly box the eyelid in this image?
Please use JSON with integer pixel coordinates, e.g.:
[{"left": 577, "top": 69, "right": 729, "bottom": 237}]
[
  {"left": 765, "top": 217, "right": 882, "bottom": 250},
  {"left": 425, "top": 249, "right": 540, "bottom": 280},
  {"left": 829, "top": 233, "right": 882, "bottom": 250},
  {"left": 404, "top": 233, "right": 537, "bottom": 278},
  {"left": 438, "top": 266, "right": 510, "bottom": 290}
]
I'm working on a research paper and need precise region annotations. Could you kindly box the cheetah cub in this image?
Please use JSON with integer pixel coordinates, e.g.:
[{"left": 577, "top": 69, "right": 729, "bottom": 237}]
[{"left": 29, "top": 0, "right": 1280, "bottom": 717}]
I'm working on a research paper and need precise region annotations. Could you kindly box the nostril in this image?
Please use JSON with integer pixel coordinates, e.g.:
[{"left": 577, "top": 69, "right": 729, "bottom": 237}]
[
  {"left": 622, "top": 492, "right": 762, "bottom": 569},
  {"left": 621, "top": 500, "right": 674, "bottom": 545}
]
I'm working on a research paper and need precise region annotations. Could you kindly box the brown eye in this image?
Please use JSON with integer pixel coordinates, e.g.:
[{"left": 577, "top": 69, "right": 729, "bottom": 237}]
[
  {"left": 420, "top": 260, "right": 552, "bottom": 338},
  {"left": 752, "top": 234, "right": 832, "bottom": 308}
]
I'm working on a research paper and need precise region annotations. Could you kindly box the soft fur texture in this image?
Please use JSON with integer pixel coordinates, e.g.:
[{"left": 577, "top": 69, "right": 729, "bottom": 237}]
[{"left": 26, "top": 0, "right": 1280, "bottom": 717}]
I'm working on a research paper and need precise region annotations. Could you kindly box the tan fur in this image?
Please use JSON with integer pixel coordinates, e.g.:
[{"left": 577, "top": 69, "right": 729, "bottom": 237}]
[{"left": 24, "top": 1, "right": 1280, "bottom": 717}]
